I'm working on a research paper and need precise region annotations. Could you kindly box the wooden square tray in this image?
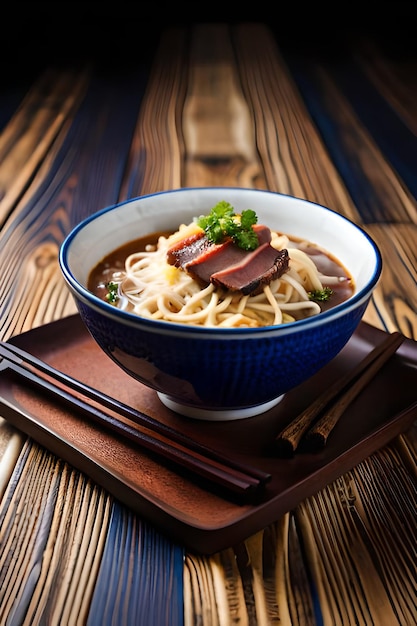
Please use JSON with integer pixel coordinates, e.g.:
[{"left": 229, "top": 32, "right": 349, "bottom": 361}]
[{"left": 0, "top": 315, "right": 416, "bottom": 554}]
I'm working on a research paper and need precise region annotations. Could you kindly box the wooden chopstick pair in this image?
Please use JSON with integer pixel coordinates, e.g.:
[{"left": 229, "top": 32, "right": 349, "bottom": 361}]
[
  {"left": 0, "top": 341, "right": 271, "bottom": 500},
  {"left": 274, "top": 331, "right": 405, "bottom": 457}
]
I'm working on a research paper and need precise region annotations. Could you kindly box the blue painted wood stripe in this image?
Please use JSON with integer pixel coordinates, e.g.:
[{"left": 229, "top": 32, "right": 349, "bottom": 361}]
[
  {"left": 87, "top": 502, "right": 184, "bottom": 626},
  {"left": 283, "top": 52, "right": 417, "bottom": 223}
]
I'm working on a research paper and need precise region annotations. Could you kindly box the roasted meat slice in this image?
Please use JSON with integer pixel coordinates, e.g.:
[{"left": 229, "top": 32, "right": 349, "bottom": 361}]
[
  {"left": 166, "top": 223, "right": 288, "bottom": 294},
  {"left": 166, "top": 231, "right": 209, "bottom": 267},
  {"left": 167, "top": 224, "right": 271, "bottom": 267},
  {"left": 185, "top": 239, "right": 246, "bottom": 284},
  {"left": 211, "top": 244, "right": 289, "bottom": 294}
]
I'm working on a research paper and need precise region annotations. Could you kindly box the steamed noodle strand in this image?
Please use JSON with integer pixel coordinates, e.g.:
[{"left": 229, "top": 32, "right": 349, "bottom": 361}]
[{"left": 112, "top": 226, "right": 350, "bottom": 328}]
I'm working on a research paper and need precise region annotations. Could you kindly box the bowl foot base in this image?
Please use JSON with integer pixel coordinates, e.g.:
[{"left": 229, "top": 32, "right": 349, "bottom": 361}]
[{"left": 157, "top": 393, "right": 284, "bottom": 421}]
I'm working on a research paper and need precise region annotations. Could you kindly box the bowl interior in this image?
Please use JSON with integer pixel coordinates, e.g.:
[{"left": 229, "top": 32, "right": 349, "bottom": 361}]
[{"left": 63, "top": 188, "right": 381, "bottom": 301}]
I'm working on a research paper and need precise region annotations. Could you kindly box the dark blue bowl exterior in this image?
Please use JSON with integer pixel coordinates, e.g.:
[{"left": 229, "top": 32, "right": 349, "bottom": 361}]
[{"left": 75, "top": 297, "right": 370, "bottom": 410}]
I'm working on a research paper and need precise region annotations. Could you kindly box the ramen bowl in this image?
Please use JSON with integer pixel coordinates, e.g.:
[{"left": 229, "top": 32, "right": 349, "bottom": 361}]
[{"left": 59, "top": 187, "right": 382, "bottom": 420}]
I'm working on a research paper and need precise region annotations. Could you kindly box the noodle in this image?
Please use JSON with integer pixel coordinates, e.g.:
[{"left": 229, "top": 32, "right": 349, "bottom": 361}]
[{"left": 95, "top": 224, "right": 353, "bottom": 328}]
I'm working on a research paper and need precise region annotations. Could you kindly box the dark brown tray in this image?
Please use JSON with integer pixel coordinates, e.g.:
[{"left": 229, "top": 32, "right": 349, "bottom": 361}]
[{"left": 1, "top": 315, "right": 416, "bottom": 554}]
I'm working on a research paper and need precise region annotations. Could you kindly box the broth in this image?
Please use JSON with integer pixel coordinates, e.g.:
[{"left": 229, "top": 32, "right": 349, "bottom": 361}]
[{"left": 88, "top": 231, "right": 354, "bottom": 316}]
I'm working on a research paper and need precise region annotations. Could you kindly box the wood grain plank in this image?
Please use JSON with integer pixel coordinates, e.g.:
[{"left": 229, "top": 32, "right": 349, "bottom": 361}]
[
  {"left": 234, "top": 23, "right": 361, "bottom": 222},
  {"left": 362, "top": 223, "right": 417, "bottom": 339},
  {"left": 0, "top": 68, "right": 90, "bottom": 224},
  {"left": 88, "top": 503, "right": 184, "bottom": 626},
  {"left": 315, "top": 66, "right": 416, "bottom": 224},
  {"left": 295, "top": 443, "right": 417, "bottom": 626},
  {"left": 0, "top": 63, "right": 151, "bottom": 340},
  {"left": 283, "top": 44, "right": 417, "bottom": 224},
  {"left": 120, "top": 26, "right": 189, "bottom": 196},
  {"left": 356, "top": 38, "right": 417, "bottom": 137},
  {"left": 0, "top": 442, "right": 111, "bottom": 624},
  {"left": 182, "top": 23, "right": 265, "bottom": 190}
]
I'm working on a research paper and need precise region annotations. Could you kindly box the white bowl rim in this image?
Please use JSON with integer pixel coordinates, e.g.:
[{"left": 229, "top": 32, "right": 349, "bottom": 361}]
[{"left": 59, "top": 186, "right": 383, "bottom": 338}]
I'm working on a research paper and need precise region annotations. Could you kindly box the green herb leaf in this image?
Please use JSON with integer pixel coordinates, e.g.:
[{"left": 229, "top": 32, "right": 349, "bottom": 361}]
[
  {"left": 308, "top": 287, "right": 333, "bottom": 302},
  {"left": 106, "top": 281, "right": 119, "bottom": 304},
  {"left": 196, "top": 202, "right": 259, "bottom": 251}
]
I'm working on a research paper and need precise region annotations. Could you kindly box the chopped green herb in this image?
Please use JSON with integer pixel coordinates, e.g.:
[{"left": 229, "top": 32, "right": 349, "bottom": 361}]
[
  {"left": 106, "top": 281, "right": 119, "bottom": 304},
  {"left": 196, "top": 201, "right": 259, "bottom": 251},
  {"left": 308, "top": 287, "right": 333, "bottom": 302}
]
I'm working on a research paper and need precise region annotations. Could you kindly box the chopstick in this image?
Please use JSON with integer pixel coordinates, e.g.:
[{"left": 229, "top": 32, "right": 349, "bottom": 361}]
[
  {"left": 0, "top": 342, "right": 271, "bottom": 499},
  {"left": 274, "top": 331, "right": 405, "bottom": 456}
]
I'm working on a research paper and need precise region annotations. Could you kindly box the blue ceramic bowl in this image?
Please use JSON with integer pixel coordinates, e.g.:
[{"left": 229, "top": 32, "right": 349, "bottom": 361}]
[{"left": 59, "top": 187, "right": 382, "bottom": 420}]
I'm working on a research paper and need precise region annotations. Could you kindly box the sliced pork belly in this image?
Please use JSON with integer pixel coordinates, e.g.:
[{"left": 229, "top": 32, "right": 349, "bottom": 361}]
[{"left": 211, "top": 244, "right": 289, "bottom": 294}]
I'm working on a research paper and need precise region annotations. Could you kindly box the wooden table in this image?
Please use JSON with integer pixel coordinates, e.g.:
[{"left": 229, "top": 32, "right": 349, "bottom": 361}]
[{"left": 0, "top": 16, "right": 416, "bottom": 625}]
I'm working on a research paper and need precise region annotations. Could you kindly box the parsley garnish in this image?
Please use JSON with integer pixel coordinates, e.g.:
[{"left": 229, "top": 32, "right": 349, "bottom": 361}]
[
  {"left": 308, "top": 287, "right": 333, "bottom": 302},
  {"left": 106, "top": 281, "right": 119, "bottom": 304},
  {"left": 196, "top": 201, "right": 259, "bottom": 251}
]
